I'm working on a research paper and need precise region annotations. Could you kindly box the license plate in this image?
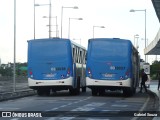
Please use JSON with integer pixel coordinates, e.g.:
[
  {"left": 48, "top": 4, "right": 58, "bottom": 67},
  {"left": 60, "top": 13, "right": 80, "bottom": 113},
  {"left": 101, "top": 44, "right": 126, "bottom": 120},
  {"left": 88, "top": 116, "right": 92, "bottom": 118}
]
[
  {"left": 105, "top": 74, "right": 113, "bottom": 77},
  {"left": 46, "top": 74, "right": 55, "bottom": 77},
  {"left": 102, "top": 73, "right": 114, "bottom": 77}
]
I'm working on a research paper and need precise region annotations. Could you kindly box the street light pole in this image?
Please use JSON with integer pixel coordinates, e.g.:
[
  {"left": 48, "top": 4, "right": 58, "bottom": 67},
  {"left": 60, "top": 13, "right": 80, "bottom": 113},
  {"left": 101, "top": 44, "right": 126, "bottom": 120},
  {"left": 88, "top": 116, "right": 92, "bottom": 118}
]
[
  {"left": 130, "top": 9, "right": 147, "bottom": 62},
  {"left": 49, "top": 0, "right": 51, "bottom": 38},
  {"left": 34, "top": 0, "right": 35, "bottom": 39},
  {"left": 93, "top": 26, "right": 105, "bottom": 39},
  {"left": 61, "top": 6, "right": 78, "bottom": 38},
  {"left": 73, "top": 38, "right": 81, "bottom": 45},
  {"left": 13, "top": 0, "right": 16, "bottom": 92},
  {"left": 34, "top": 2, "right": 51, "bottom": 38},
  {"left": 55, "top": 16, "right": 58, "bottom": 37},
  {"left": 61, "top": 6, "right": 63, "bottom": 38},
  {"left": 68, "top": 18, "right": 71, "bottom": 39},
  {"left": 134, "top": 34, "right": 139, "bottom": 47},
  {"left": 144, "top": 9, "right": 147, "bottom": 61},
  {"left": 136, "top": 36, "right": 139, "bottom": 49},
  {"left": 68, "top": 18, "right": 83, "bottom": 39},
  {"left": 44, "top": 16, "right": 58, "bottom": 37}
]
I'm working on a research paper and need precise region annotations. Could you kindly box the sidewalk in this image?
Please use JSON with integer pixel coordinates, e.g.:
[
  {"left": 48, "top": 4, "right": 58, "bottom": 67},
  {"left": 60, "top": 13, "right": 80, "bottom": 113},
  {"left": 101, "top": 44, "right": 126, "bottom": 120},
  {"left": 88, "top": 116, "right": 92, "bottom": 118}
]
[
  {"left": 0, "top": 77, "right": 36, "bottom": 101},
  {"left": 148, "top": 80, "right": 160, "bottom": 120}
]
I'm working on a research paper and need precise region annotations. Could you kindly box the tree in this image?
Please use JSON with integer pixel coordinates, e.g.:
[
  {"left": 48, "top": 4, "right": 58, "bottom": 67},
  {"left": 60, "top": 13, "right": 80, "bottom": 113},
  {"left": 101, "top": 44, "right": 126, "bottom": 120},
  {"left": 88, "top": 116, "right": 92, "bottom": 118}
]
[
  {"left": 150, "top": 60, "right": 160, "bottom": 79},
  {"left": 0, "top": 67, "right": 12, "bottom": 76}
]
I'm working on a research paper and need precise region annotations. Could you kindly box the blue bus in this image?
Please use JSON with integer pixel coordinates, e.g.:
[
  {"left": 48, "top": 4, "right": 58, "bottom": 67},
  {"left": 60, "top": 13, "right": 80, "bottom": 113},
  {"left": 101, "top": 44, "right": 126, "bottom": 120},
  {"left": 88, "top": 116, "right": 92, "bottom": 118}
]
[
  {"left": 86, "top": 38, "right": 140, "bottom": 96},
  {"left": 28, "top": 38, "right": 86, "bottom": 95}
]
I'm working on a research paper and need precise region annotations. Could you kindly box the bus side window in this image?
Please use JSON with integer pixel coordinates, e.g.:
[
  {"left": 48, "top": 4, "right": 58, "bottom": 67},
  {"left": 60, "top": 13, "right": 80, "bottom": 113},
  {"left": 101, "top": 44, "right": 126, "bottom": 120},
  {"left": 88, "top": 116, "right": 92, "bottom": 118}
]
[
  {"left": 72, "top": 47, "right": 75, "bottom": 63},
  {"left": 77, "top": 47, "right": 80, "bottom": 63},
  {"left": 80, "top": 50, "right": 82, "bottom": 64},
  {"left": 83, "top": 50, "right": 86, "bottom": 64},
  {"left": 75, "top": 48, "right": 77, "bottom": 63},
  {"left": 85, "top": 52, "right": 87, "bottom": 64}
]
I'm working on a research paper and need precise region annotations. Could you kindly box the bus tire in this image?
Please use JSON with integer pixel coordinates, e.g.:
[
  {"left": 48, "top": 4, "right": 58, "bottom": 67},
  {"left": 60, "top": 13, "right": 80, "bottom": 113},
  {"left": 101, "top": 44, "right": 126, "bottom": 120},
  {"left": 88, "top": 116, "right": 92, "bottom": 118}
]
[
  {"left": 69, "top": 89, "right": 74, "bottom": 95},
  {"left": 92, "top": 89, "right": 98, "bottom": 96},
  {"left": 37, "top": 89, "right": 44, "bottom": 96},
  {"left": 123, "top": 88, "right": 133, "bottom": 97},
  {"left": 76, "top": 76, "right": 80, "bottom": 95},
  {"left": 82, "top": 87, "right": 86, "bottom": 92},
  {"left": 99, "top": 89, "right": 105, "bottom": 96},
  {"left": 133, "top": 87, "right": 136, "bottom": 94},
  {"left": 44, "top": 89, "right": 50, "bottom": 96},
  {"left": 69, "top": 88, "right": 78, "bottom": 95},
  {"left": 74, "top": 88, "right": 80, "bottom": 95}
]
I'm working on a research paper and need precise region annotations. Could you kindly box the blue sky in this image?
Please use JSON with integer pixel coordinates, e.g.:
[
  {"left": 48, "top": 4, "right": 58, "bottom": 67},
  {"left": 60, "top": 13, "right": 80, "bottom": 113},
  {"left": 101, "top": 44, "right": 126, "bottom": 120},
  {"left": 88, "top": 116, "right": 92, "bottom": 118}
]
[{"left": 0, "top": 0, "right": 159, "bottom": 64}]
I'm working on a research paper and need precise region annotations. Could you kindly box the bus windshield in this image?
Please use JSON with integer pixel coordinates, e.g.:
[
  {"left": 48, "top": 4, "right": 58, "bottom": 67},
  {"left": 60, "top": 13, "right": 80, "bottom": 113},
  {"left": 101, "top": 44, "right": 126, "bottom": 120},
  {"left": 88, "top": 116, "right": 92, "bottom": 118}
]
[
  {"left": 30, "top": 40, "right": 70, "bottom": 61},
  {"left": 89, "top": 40, "right": 130, "bottom": 60}
]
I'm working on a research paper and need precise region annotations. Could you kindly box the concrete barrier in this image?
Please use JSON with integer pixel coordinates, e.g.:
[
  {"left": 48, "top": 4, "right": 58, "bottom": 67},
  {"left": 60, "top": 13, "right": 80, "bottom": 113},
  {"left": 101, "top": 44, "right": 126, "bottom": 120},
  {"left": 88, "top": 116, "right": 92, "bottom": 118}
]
[{"left": 0, "top": 90, "right": 36, "bottom": 102}]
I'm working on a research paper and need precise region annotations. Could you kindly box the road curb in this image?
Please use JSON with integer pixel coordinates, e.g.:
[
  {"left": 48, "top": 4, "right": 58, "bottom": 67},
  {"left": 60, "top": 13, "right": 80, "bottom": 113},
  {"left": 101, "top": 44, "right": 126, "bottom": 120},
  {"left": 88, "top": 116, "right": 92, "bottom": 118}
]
[
  {"left": 0, "top": 90, "right": 36, "bottom": 102},
  {"left": 131, "top": 90, "right": 159, "bottom": 120},
  {"left": 147, "top": 90, "right": 159, "bottom": 111},
  {"left": 149, "top": 90, "right": 160, "bottom": 120}
]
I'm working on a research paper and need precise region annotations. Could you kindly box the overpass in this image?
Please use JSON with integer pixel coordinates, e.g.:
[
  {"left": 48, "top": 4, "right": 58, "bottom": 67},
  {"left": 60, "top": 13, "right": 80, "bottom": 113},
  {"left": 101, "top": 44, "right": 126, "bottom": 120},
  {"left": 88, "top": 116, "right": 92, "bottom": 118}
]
[{"left": 144, "top": 0, "right": 160, "bottom": 55}]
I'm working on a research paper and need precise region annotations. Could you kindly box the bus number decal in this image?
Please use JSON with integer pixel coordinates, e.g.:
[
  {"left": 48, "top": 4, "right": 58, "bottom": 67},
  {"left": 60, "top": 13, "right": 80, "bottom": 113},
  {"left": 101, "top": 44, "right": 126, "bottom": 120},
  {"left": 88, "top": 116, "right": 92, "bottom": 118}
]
[
  {"left": 115, "top": 66, "right": 125, "bottom": 70},
  {"left": 110, "top": 66, "right": 115, "bottom": 70},
  {"left": 55, "top": 67, "right": 66, "bottom": 71},
  {"left": 110, "top": 66, "right": 125, "bottom": 70}
]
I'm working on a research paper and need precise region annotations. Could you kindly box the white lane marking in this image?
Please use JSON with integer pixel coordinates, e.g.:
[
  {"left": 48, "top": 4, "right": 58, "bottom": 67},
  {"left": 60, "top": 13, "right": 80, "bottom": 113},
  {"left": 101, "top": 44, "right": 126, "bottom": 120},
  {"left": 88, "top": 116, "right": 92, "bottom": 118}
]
[
  {"left": 45, "top": 117, "right": 75, "bottom": 120},
  {"left": 112, "top": 104, "right": 128, "bottom": 107},
  {"left": 60, "top": 98, "right": 81, "bottom": 100},
  {"left": 0, "top": 108, "right": 20, "bottom": 110},
  {"left": 73, "top": 101, "right": 79, "bottom": 104},
  {"left": 67, "top": 103, "right": 72, "bottom": 105},
  {"left": 51, "top": 108, "right": 59, "bottom": 110},
  {"left": 45, "top": 117, "right": 56, "bottom": 120},
  {"left": 59, "top": 117, "right": 75, "bottom": 120},
  {"left": 71, "top": 102, "right": 105, "bottom": 111},
  {"left": 10, "top": 119, "right": 19, "bottom": 120},
  {"left": 71, "top": 106, "right": 95, "bottom": 111},
  {"left": 86, "top": 118, "right": 110, "bottom": 120},
  {"left": 85, "top": 102, "right": 105, "bottom": 107},
  {"left": 101, "top": 110, "right": 120, "bottom": 111},
  {"left": 59, "top": 105, "right": 68, "bottom": 108},
  {"left": 45, "top": 97, "right": 92, "bottom": 112},
  {"left": 131, "top": 96, "right": 150, "bottom": 120}
]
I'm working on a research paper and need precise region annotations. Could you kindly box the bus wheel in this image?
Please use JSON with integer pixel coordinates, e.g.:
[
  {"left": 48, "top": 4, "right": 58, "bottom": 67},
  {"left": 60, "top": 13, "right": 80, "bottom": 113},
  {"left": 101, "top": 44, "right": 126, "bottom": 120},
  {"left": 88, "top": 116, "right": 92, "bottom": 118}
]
[
  {"left": 76, "top": 76, "right": 80, "bottom": 95},
  {"left": 75, "top": 88, "right": 80, "bottom": 95},
  {"left": 99, "top": 89, "right": 105, "bottom": 96},
  {"left": 82, "top": 87, "right": 86, "bottom": 92},
  {"left": 44, "top": 89, "right": 50, "bottom": 96},
  {"left": 92, "top": 89, "right": 98, "bottom": 96},
  {"left": 69, "top": 89, "right": 76, "bottom": 95},
  {"left": 37, "top": 89, "right": 44, "bottom": 96},
  {"left": 123, "top": 88, "right": 133, "bottom": 97},
  {"left": 133, "top": 87, "right": 136, "bottom": 94}
]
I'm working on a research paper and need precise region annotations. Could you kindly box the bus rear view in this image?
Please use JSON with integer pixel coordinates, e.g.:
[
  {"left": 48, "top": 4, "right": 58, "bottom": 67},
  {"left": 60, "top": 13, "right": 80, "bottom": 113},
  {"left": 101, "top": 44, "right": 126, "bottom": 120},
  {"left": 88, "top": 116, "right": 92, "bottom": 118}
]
[
  {"left": 86, "top": 38, "right": 139, "bottom": 96},
  {"left": 28, "top": 38, "right": 73, "bottom": 95}
]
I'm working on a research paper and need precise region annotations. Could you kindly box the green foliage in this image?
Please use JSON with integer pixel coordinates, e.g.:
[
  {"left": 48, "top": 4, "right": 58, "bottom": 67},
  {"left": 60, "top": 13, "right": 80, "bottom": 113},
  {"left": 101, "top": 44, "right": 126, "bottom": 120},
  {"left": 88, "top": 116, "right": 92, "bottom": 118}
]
[
  {"left": 0, "top": 67, "right": 12, "bottom": 76},
  {"left": 0, "top": 62, "right": 27, "bottom": 76},
  {"left": 150, "top": 60, "right": 160, "bottom": 80}
]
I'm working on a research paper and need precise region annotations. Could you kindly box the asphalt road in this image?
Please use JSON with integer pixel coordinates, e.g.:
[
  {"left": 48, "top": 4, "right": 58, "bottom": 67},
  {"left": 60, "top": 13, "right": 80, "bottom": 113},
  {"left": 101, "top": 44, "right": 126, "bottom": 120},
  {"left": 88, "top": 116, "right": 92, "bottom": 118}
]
[{"left": 0, "top": 87, "right": 154, "bottom": 120}]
